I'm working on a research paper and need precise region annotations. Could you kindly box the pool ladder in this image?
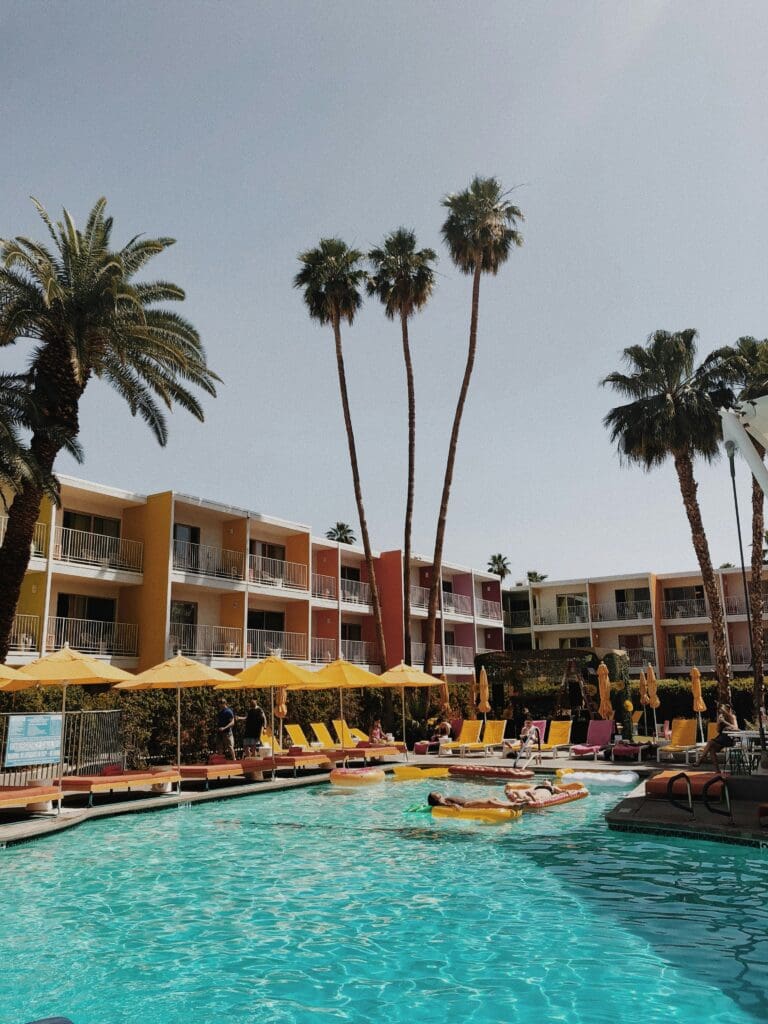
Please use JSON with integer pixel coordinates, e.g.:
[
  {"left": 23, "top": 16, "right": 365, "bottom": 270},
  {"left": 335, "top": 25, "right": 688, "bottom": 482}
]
[{"left": 665, "top": 771, "right": 733, "bottom": 823}]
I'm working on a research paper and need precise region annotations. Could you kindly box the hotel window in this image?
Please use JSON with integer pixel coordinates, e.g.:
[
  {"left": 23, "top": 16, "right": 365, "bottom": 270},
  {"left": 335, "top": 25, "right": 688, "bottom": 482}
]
[
  {"left": 556, "top": 594, "right": 589, "bottom": 624},
  {"left": 250, "top": 540, "right": 286, "bottom": 562},
  {"left": 63, "top": 510, "right": 121, "bottom": 538},
  {"left": 558, "top": 637, "right": 591, "bottom": 648},
  {"left": 248, "top": 610, "right": 285, "bottom": 632},
  {"left": 617, "top": 634, "right": 654, "bottom": 651},
  {"left": 340, "top": 565, "right": 361, "bottom": 581},
  {"left": 56, "top": 593, "right": 116, "bottom": 622},
  {"left": 341, "top": 622, "right": 362, "bottom": 642}
]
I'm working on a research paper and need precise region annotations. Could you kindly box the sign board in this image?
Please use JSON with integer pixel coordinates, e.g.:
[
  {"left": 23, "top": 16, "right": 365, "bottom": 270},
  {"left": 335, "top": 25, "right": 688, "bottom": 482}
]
[{"left": 4, "top": 714, "right": 62, "bottom": 768}]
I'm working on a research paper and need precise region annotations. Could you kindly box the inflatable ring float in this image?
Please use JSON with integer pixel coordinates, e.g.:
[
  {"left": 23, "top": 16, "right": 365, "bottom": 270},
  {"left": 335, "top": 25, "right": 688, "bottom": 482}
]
[
  {"left": 448, "top": 764, "right": 534, "bottom": 781},
  {"left": 329, "top": 767, "right": 385, "bottom": 787},
  {"left": 431, "top": 805, "right": 522, "bottom": 824},
  {"left": 556, "top": 769, "right": 638, "bottom": 786}
]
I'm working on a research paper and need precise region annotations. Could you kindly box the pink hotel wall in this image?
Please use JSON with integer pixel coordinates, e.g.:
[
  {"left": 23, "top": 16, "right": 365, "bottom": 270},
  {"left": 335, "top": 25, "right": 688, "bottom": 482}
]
[
  {"left": 481, "top": 579, "right": 501, "bottom": 603},
  {"left": 314, "top": 548, "right": 338, "bottom": 578},
  {"left": 451, "top": 574, "right": 473, "bottom": 599},
  {"left": 452, "top": 622, "right": 474, "bottom": 646}
]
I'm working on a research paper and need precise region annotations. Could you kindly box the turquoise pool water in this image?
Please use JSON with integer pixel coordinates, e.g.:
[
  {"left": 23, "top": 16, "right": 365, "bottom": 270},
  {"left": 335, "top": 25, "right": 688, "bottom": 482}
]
[{"left": 1, "top": 778, "right": 767, "bottom": 1024}]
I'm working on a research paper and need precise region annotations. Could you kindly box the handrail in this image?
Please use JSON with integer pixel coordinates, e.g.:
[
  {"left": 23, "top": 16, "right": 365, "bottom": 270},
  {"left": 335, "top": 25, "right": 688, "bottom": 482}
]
[
  {"left": 665, "top": 771, "right": 693, "bottom": 814},
  {"left": 702, "top": 774, "right": 733, "bottom": 822}
]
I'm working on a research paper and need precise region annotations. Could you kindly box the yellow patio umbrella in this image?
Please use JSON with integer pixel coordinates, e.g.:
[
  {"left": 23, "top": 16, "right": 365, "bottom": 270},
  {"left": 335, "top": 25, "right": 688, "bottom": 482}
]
[
  {"left": 310, "top": 659, "right": 382, "bottom": 749},
  {"left": 378, "top": 662, "right": 442, "bottom": 757},
  {"left": 0, "top": 662, "right": 32, "bottom": 684},
  {"left": 478, "top": 667, "right": 491, "bottom": 717},
  {"left": 114, "top": 653, "right": 233, "bottom": 771},
  {"left": 690, "top": 665, "right": 706, "bottom": 741},
  {"left": 597, "top": 661, "right": 613, "bottom": 721},
  {"left": 646, "top": 663, "right": 660, "bottom": 734},
  {"left": 638, "top": 669, "right": 649, "bottom": 736}
]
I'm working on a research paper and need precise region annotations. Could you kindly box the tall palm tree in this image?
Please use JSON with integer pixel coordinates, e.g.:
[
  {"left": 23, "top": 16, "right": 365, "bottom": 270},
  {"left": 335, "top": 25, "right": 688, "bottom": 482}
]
[
  {"left": 488, "top": 553, "right": 511, "bottom": 581},
  {"left": 422, "top": 177, "right": 523, "bottom": 674},
  {"left": 367, "top": 228, "right": 437, "bottom": 665},
  {"left": 526, "top": 570, "right": 548, "bottom": 583},
  {"left": 0, "top": 197, "right": 218, "bottom": 660},
  {"left": 294, "top": 238, "right": 387, "bottom": 669},
  {"left": 603, "top": 329, "right": 735, "bottom": 702},
  {"left": 326, "top": 522, "right": 356, "bottom": 544},
  {"left": 0, "top": 372, "right": 65, "bottom": 510}
]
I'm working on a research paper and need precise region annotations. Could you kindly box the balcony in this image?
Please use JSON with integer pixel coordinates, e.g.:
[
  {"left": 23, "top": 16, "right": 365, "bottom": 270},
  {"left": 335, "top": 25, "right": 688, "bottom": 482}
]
[
  {"left": 730, "top": 644, "right": 750, "bottom": 666},
  {"left": 0, "top": 517, "right": 48, "bottom": 557},
  {"left": 249, "top": 555, "right": 308, "bottom": 591},
  {"left": 312, "top": 573, "right": 337, "bottom": 599},
  {"left": 476, "top": 598, "right": 503, "bottom": 621},
  {"left": 626, "top": 647, "right": 656, "bottom": 667},
  {"left": 591, "top": 600, "right": 652, "bottom": 622},
  {"left": 724, "top": 595, "right": 746, "bottom": 615},
  {"left": 340, "top": 639, "right": 378, "bottom": 665},
  {"left": 9, "top": 614, "right": 39, "bottom": 652},
  {"left": 52, "top": 526, "right": 143, "bottom": 573},
  {"left": 169, "top": 623, "right": 242, "bottom": 659},
  {"left": 49, "top": 617, "right": 138, "bottom": 657},
  {"left": 410, "top": 585, "right": 430, "bottom": 610},
  {"left": 340, "top": 578, "right": 371, "bottom": 605},
  {"left": 533, "top": 608, "right": 590, "bottom": 626},
  {"left": 311, "top": 637, "right": 337, "bottom": 663},
  {"left": 443, "top": 644, "right": 475, "bottom": 668},
  {"left": 247, "top": 628, "right": 307, "bottom": 661},
  {"left": 411, "top": 641, "right": 442, "bottom": 666},
  {"left": 442, "top": 591, "right": 473, "bottom": 616},
  {"left": 666, "top": 645, "right": 713, "bottom": 668},
  {"left": 661, "top": 599, "right": 708, "bottom": 620},
  {"left": 505, "top": 609, "right": 531, "bottom": 628},
  {"left": 173, "top": 540, "right": 244, "bottom": 580}
]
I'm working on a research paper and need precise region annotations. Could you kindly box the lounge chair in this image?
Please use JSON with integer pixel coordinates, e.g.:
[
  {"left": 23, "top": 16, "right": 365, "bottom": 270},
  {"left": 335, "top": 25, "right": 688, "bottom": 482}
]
[
  {"left": 570, "top": 719, "right": 613, "bottom": 760},
  {"left": 502, "top": 719, "right": 547, "bottom": 759},
  {"left": 310, "top": 722, "right": 400, "bottom": 762},
  {"left": 0, "top": 784, "right": 60, "bottom": 813},
  {"left": 333, "top": 720, "right": 368, "bottom": 745},
  {"left": 438, "top": 720, "right": 482, "bottom": 756},
  {"left": 683, "top": 721, "right": 720, "bottom": 764},
  {"left": 54, "top": 769, "right": 181, "bottom": 806},
  {"left": 538, "top": 720, "right": 573, "bottom": 757},
  {"left": 258, "top": 728, "right": 336, "bottom": 773},
  {"left": 178, "top": 759, "right": 246, "bottom": 788},
  {"left": 286, "top": 724, "right": 323, "bottom": 750},
  {"left": 658, "top": 718, "right": 698, "bottom": 762}
]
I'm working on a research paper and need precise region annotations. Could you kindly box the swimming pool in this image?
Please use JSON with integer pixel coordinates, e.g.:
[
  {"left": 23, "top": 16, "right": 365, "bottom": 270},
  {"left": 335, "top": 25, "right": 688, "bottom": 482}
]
[{"left": 1, "top": 778, "right": 767, "bottom": 1024}]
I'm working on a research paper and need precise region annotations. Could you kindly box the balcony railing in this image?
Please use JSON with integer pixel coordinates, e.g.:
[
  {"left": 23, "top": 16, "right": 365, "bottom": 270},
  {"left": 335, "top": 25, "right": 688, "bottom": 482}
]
[
  {"left": 724, "top": 595, "right": 746, "bottom": 615},
  {"left": 591, "top": 600, "right": 652, "bottom": 622},
  {"left": 0, "top": 517, "right": 48, "bottom": 557},
  {"left": 340, "top": 639, "right": 378, "bottom": 665},
  {"left": 443, "top": 644, "right": 475, "bottom": 668},
  {"left": 247, "top": 628, "right": 307, "bottom": 661},
  {"left": 410, "top": 585, "right": 430, "bottom": 610},
  {"left": 312, "top": 573, "right": 337, "bottom": 599},
  {"left": 9, "top": 614, "right": 39, "bottom": 652},
  {"left": 249, "top": 555, "right": 308, "bottom": 590},
  {"left": 476, "top": 598, "right": 502, "bottom": 621},
  {"left": 533, "top": 607, "right": 590, "bottom": 626},
  {"left": 53, "top": 526, "right": 143, "bottom": 573},
  {"left": 661, "top": 598, "right": 708, "bottom": 619},
  {"left": 311, "top": 637, "right": 337, "bottom": 663},
  {"left": 442, "top": 591, "right": 473, "bottom": 616},
  {"left": 173, "top": 540, "right": 244, "bottom": 580},
  {"left": 411, "top": 642, "right": 442, "bottom": 666},
  {"left": 506, "top": 609, "right": 531, "bottom": 628},
  {"left": 626, "top": 647, "right": 656, "bottom": 667},
  {"left": 340, "top": 578, "right": 371, "bottom": 605},
  {"left": 169, "top": 623, "right": 242, "bottom": 659},
  {"left": 666, "top": 645, "right": 713, "bottom": 668},
  {"left": 49, "top": 617, "right": 138, "bottom": 656},
  {"left": 730, "top": 644, "right": 750, "bottom": 666}
]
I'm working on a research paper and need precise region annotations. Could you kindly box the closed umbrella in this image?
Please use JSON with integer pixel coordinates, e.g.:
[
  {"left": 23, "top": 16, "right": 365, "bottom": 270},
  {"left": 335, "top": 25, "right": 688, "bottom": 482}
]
[
  {"left": 378, "top": 662, "right": 442, "bottom": 757},
  {"left": 638, "top": 669, "right": 649, "bottom": 737},
  {"left": 647, "top": 663, "right": 660, "bottom": 735},
  {"left": 478, "top": 666, "right": 491, "bottom": 721},
  {"left": 597, "top": 661, "right": 613, "bottom": 721},
  {"left": 690, "top": 666, "right": 706, "bottom": 742}
]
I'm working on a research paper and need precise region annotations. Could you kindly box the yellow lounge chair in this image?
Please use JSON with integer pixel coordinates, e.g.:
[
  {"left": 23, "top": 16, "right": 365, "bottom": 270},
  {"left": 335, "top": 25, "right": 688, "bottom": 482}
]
[
  {"left": 439, "top": 720, "right": 483, "bottom": 756},
  {"left": 332, "top": 720, "right": 368, "bottom": 746},
  {"left": 286, "top": 724, "right": 323, "bottom": 750},
  {"left": 481, "top": 720, "right": 507, "bottom": 754},
  {"left": 658, "top": 718, "right": 698, "bottom": 761},
  {"left": 538, "top": 720, "right": 573, "bottom": 757},
  {"left": 311, "top": 722, "right": 339, "bottom": 749},
  {"left": 311, "top": 722, "right": 400, "bottom": 763},
  {"left": 683, "top": 721, "right": 719, "bottom": 764}
]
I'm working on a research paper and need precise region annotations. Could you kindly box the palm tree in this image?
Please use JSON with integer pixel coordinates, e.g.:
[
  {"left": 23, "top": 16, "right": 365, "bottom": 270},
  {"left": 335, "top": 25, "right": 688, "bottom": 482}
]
[
  {"left": 0, "top": 373, "right": 65, "bottom": 511},
  {"left": 602, "top": 329, "right": 735, "bottom": 702},
  {"left": 0, "top": 197, "right": 218, "bottom": 660},
  {"left": 423, "top": 177, "right": 523, "bottom": 674},
  {"left": 367, "top": 228, "right": 437, "bottom": 665},
  {"left": 488, "top": 553, "right": 511, "bottom": 581},
  {"left": 526, "top": 570, "right": 548, "bottom": 583},
  {"left": 294, "top": 238, "right": 387, "bottom": 669},
  {"left": 326, "top": 522, "right": 356, "bottom": 544}
]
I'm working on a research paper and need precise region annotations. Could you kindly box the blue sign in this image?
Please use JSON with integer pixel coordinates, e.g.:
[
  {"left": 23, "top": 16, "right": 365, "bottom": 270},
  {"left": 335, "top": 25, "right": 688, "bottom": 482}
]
[{"left": 4, "top": 714, "right": 62, "bottom": 768}]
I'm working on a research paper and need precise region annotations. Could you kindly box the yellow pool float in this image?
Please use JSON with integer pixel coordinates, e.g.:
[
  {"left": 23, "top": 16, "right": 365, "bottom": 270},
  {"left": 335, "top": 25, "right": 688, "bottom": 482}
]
[
  {"left": 391, "top": 765, "right": 450, "bottom": 781},
  {"left": 431, "top": 805, "right": 522, "bottom": 824}
]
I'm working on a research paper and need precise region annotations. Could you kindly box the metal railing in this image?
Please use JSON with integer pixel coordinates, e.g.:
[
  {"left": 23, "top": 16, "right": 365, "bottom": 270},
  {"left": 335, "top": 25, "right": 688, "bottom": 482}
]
[
  {"left": 340, "top": 639, "right": 378, "bottom": 665},
  {"left": 476, "top": 598, "right": 502, "bottom": 621},
  {"left": 730, "top": 644, "right": 750, "bottom": 666},
  {"left": 311, "top": 637, "right": 337, "bottom": 663},
  {"left": 506, "top": 609, "right": 531, "bottom": 628},
  {"left": 443, "top": 644, "right": 475, "bottom": 667},
  {"left": 591, "top": 600, "right": 652, "bottom": 622},
  {"left": 442, "top": 591, "right": 473, "bottom": 616},
  {"left": 249, "top": 554, "right": 308, "bottom": 590},
  {"left": 169, "top": 623, "right": 243, "bottom": 659},
  {"left": 0, "top": 709, "right": 123, "bottom": 786},
  {"left": 9, "top": 614, "right": 39, "bottom": 652},
  {"left": 0, "top": 517, "right": 48, "bottom": 556},
  {"left": 53, "top": 525, "right": 143, "bottom": 573},
  {"left": 173, "top": 539, "right": 244, "bottom": 579},
  {"left": 49, "top": 617, "right": 139, "bottom": 656},
  {"left": 533, "top": 606, "right": 590, "bottom": 626},
  {"left": 410, "top": 585, "right": 430, "bottom": 609},
  {"left": 661, "top": 598, "right": 708, "bottom": 619},
  {"left": 312, "top": 573, "right": 337, "bottom": 599},
  {"left": 340, "top": 578, "right": 371, "bottom": 605},
  {"left": 626, "top": 647, "right": 656, "bottom": 667},
  {"left": 247, "top": 628, "right": 307, "bottom": 661},
  {"left": 724, "top": 595, "right": 746, "bottom": 615},
  {"left": 412, "top": 642, "right": 442, "bottom": 666},
  {"left": 666, "top": 645, "right": 713, "bottom": 667}
]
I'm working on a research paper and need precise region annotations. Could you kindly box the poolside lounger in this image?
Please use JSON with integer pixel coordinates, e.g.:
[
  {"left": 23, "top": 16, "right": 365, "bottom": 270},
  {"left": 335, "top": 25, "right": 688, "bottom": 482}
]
[
  {"left": 0, "top": 785, "right": 60, "bottom": 813},
  {"left": 657, "top": 719, "right": 698, "bottom": 762},
  {"left": 502, "top": 719, "right": 547, "bottom": 762},
  {"left": 645, "top": 770, "right": 724, "bottom": 799},
  {"left": 537, "top": 720, "right": 572, "bottom": 757},
  {"left": 333, "top": 719, "right": 407, "bottom": 753},
  {"left": 286, "top": 724, "right": 324, "bottom": 750},
  {"left": 683, "top": 722, "right": 719, "bottom": 764},
  {"left": 611, "top": 740, "right": 654, "bottom": 763},
  {"left": 54, "top": 770, "right": 181, "bottom": 806},
  {"left": 309, "top": 723, "right": 400, "bottom": 762},
  {"left": 439, "top": 720, "right": 483, "bottom": 756},
  {"left": 570, "top": 719, "right": 614, "bottom": 760},
  {"left": 178, "top": 761, "right": 247, "bottom": 788}
]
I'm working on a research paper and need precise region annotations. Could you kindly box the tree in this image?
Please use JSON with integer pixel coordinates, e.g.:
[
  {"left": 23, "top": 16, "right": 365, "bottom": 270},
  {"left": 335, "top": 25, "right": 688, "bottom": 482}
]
[
  {"left": 294, "top": 238, "right": 387, "bottom": 669},
  {"left": 326, "top": 522, "right": 356, "bottom": 544},
  {"left": 0, "top": 197, "right": 218, "bottom": 661},
  {"left": 602, "top": 329, "right": 734, "bottom": 702},
  {"left": 0, "top": 372, "right": 67, "bottom": 511},
  {"left": 367, "top": 228, "right": 436, "bottom": 665},
  {"left": 423, "top": 177, "right": 523, "bottom": 674},
  {"left": 526, "top": 570, "right": 548, "bottom": 583},
  {"left": 488, "top": 553, "right": 511, "bottom": 580}
]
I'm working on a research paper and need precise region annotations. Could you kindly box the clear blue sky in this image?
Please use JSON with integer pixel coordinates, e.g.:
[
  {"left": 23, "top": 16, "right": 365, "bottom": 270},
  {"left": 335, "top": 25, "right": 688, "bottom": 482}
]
[{"left": 2, "top": 0, "right": 767, "bottom": 580}]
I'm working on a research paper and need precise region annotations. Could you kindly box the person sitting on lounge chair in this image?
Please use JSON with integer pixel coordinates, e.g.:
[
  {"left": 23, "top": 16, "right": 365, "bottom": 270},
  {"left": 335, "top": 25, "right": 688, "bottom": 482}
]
[
  {"left": 510, "top": 717, "right": 540, "bottom": 764},
  {"left": 427, "top": 791, "right": 511, "bottom": 810},
  {"left": 694, "top": 720, "right": 735, "bottom": 770}
]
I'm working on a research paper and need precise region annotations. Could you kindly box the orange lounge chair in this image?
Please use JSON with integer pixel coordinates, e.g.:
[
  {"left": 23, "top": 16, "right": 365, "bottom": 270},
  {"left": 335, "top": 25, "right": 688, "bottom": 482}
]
[
  {"left": 645, "top": 770, "right": 724, "bottom": 799},
  {"left": 178, "top": 760, "right": 247, "bottom": 788},
  {"left": 251, "top": 730, "right": 334, "bottom": 774},
  {"left": 0, "top": 785, "right": 60, "bottom": 813},
  {"left": 54, "top": 769, "right": 181, "bottom": 806}
]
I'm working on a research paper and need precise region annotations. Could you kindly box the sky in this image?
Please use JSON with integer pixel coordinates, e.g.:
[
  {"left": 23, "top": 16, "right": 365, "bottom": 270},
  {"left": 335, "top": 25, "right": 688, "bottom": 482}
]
[{"left": 2, "top": 0, "right": 768, "bottom": 582}]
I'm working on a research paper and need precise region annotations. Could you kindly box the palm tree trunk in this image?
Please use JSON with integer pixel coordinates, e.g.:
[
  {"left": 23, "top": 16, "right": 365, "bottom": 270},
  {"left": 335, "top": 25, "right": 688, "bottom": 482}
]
[
  {"left": 331, "top": 316, "right": 387, "bottom": 670},
  {"left": 673, "top": 450, "right": 731, "bottom": 702},
  {"left": 401, "top": 309, "right": 415, "bottom": 665},
  {"left": 749, "top": 444, "right": 765, "bottom": 731},
  {"left": 424, "top": 265, "right": 481, "bottom": 674}
]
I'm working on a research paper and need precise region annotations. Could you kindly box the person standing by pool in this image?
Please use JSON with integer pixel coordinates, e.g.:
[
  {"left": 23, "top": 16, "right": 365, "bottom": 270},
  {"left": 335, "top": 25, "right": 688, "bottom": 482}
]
[
  {"left": 239, "top": 699, "right": 266, "bottom": 757},
  {"left": 216, "top": 697, "right": 236, "bottom": 760}
]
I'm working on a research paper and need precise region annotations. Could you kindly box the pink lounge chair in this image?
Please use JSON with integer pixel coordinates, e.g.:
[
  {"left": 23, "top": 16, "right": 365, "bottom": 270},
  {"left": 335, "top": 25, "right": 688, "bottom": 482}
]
[{"left": 570, "top": 719, "right": 614, "bottom": 760}]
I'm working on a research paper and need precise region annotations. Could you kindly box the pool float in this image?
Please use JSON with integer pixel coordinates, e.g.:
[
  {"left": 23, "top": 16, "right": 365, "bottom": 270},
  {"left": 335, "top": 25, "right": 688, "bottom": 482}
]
[
  {"left": 329, "top": 767, "right": 385, "bottom": 787},
  {"left": 448, "top": 764, "right": 534, "bottom": 781},
  {"left": 431, "top": 805, "right": 522, "bottom": 824},
  {"left": 556, "top": 769, "right": 638, "bottom": 786},
  {"left": 517, "top": 783, "right": 589, "bottom": 812},
  {"left": 391, "top": 765, "right": 450, "bottom": 781}
]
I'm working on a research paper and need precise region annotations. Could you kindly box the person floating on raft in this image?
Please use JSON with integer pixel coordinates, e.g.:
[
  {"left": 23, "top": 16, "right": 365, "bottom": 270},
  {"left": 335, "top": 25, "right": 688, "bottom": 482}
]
[{"left": 427, "top": 779, "right": 571, "bottom": 811}]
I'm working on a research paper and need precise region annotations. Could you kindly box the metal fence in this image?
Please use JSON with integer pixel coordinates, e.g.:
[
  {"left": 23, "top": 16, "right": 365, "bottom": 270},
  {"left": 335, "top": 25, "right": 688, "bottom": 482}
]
[{"left": 0, "top": 709, "right": 123, "bottom": 785}]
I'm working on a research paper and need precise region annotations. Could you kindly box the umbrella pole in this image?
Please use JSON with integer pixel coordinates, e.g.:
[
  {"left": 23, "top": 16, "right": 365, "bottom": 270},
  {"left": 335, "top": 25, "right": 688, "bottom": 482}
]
[
  {"left": 339, "top": 687, "right": 346, "bottom": 764},
  {"left": 270, "top": 688, "right": 275, "bottom": 753},
  {"left": 176, "top": 687, "right": 182, "bottom": 793},
  {"left": 57, "top": 683, "right": 68, "bottom": 816},
  {"left": 401, "top": 687, "right": 408, "bottom": 761},
  {"left": 697, "top": 711, "right": 704, "bottom": 744}
]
